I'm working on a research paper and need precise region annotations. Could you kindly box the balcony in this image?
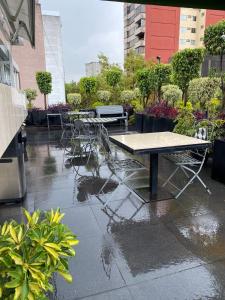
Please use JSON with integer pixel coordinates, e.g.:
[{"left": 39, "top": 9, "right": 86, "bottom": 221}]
[{"left": 0, "top": 83, "right": 27, "bottom": 157}]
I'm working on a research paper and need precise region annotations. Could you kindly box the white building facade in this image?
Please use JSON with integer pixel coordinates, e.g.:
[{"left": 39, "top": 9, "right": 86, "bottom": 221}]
[{"left": 42, "top": 11, "right": 65, "bottom": 105}]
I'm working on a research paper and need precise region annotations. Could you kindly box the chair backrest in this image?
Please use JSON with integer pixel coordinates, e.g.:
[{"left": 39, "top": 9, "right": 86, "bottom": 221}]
[
  {"left": 195, "top": 127, "right": 208, "bottom": 141},
  {"left": 73, "top": 119, "right": 90, "bottom": 137},
  {"left": 96, "top": 105, "right": 124, "bottom": 117}
]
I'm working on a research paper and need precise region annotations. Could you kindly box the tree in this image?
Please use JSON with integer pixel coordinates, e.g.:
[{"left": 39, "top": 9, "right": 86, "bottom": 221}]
[
  {"left": 65, "top": 81, "right": 79, "bottom": 98},
  {"left": 188, "top": 77, "right": 220, "bottom": 110},
  {"left": 161, "top": 85, "right": 182, "bottom": 106},
  {"left": 98, "top": 53, "right": 110, "bottom": 72},
  {"left": 154, "top": 64, "right": 172, "bottom": 100},
  {"left": 24, "top": 88, "right": 37, "bottom": 109},
  {"left": 79, "top": 77, "right": 97, "bottom": 107},
  {"left": 105, "top": 66, "right": 122, "bottom": 102},
  {"left": 124, "top": 50, "right": 146, "bottom": 89},
  {"left": 36, "top": 71, "right": 52, "bottom": 109},
  {"left": 67, "top": 93, "right": 82, "bottom": 109},
  {"left": 204, "top": 20, "right": 225, "bottom": 108},
  {"left": 171, "top": 48, "right": 205, "bottom": 105},
  {"left": 136, "top": 68, "right": 156, "bottom": 108},
  {"left": 120, "top": 90, "right": 135, "bottom": 104},
  {"left": 106, "top": 66, "right": 122, "bottom": 88},
  {"left": 97, "top": 90, "right": 111, "bottom": 103}
]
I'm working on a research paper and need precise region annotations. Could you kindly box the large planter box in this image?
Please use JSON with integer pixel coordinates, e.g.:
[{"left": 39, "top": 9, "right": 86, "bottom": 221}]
[
  {"left": 143, "top": 115, "right": 175, "bottom": 133},
  {"left": 32, "top": 111, "right": 47, "bottom": 126},
  {"left": 135, "top": 113, "right": 144, "bottom": 133},
  {"left": 212, "top": 139, "right": 225, "bottom": 184}
]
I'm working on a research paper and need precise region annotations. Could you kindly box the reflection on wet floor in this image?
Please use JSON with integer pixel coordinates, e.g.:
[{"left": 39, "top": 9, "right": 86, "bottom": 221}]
[{"left": 2, "top": 128, "right": 225, "bottom": 299}]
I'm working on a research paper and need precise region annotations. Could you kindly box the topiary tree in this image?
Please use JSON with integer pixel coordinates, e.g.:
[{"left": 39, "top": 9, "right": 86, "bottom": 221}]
[
  {"left": 162, "top": 84, "right": 182, "bottom": 106},
  {"left": 105, "top": 66, "right": 122, "bottom": 103},
  {"left": 204, "top": 20, "right": 225, "bottom": 108},
  {"left": 36, "top": 71, "right": 52, "bottom": 109},
  {"left": 24, "top": 88, "right": 37, "bottom": 109},
  {"left": 79, "top": 77, "right": 97, "bottom": 108},
  {"left": 120, "top": 90, "right": 135, "bottom": 104},
  {"left": 171, "top": 48, "right": 205, "bottom": 105},
  {"left": 188, "top": 77, "right": 220, "bottom": 110},
  {"left": 106, "top": 66, "right": 122, "bottom": 88},
  {"left": 136, "top": 68, "right": 156, "bottom": 108},
  {"left": 97, "top": 90, "right": 111, "bottom": 103},
  {"left": 154, "top": 64, "right": 172, "bottom": 100},
  {"left": 67, "top": 93, "right": 82, "bottom": 110}
]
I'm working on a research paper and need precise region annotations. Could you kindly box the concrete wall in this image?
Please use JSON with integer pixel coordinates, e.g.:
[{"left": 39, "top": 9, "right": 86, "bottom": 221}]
[
  {"left": 12, "top": 2, "right": 46, "bottom": 109},
  {"left": 42, "top": 11, "right": 65, "bottom": 106}
]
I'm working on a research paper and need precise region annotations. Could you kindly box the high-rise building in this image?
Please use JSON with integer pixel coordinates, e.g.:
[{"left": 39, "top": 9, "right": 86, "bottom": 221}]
[
  {"left": 85, "top": 62, "right": 102, "bottom": 77},
  {"left": 42, "top": 11, "right": 65, "bottom": 106},
  {"left": 124, "top": 4, "right": 225, "bottom": 63}
]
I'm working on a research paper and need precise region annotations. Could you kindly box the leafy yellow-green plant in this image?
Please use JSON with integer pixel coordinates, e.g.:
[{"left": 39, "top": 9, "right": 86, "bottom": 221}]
[
  {"left": 173, "top": 101, "right": 196, "bottom": 136},
  {"left": 0, "top": 209, "right": 79, "bottom": 300}
]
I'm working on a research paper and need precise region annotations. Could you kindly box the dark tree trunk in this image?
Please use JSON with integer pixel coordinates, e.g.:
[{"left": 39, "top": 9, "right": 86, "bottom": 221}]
[
  {"left": 44, "top": 94, "right": 47, "bottom": 110},
  {"left": 182, "top": 90, "right": 188, "bottom": 106}
]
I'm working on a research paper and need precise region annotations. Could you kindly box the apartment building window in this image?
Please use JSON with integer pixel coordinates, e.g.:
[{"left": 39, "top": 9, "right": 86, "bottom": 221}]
[
  {"left": 127, "top": 5, "right": 131, "bottom": 15},
  {"left": 201, "top": 25, "right": 204, "bottom": 29},
  {"left": 180, "top": 27, "right": 187, "bottom": 33},
  {"left": 180, "top": 39, "right": 186, "bottom": 45},
  {"left": 191, "top": 28, "right": 196, "bottom": 33},
  {"left": 191, "top": 40, "right": 196, "bottom": 45},
  {"left": 180, "top": 15, "right": 188, "bottom": 21},
  {"left": 135, "top": 46, "right": 145, "bottom": 54},
  {"left": 201, "top": 12, "right": 205, "bottom": 16},
  {"left": 192, "top": 16, "right": 197, "bottom": 21}
]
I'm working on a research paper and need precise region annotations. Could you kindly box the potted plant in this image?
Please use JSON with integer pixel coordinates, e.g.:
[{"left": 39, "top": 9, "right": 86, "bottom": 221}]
[
  {"left": 143, "top": 101, "right": 178, "bottom": 133},
  {"left": 0, "top": 208, "right": 79, "bottom": 299}
]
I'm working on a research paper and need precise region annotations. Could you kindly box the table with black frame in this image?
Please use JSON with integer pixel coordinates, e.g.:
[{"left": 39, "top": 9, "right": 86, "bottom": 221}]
[{"left": 109, "top": 132, "right": 210, "bottom": 202}]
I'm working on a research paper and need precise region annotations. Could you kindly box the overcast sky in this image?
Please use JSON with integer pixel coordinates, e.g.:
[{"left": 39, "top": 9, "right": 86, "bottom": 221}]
[{"left": 40, "top": 0, "right": 124, "bottom": 82}]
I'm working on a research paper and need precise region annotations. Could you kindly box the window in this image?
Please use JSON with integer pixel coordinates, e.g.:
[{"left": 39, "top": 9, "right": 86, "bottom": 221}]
[
  {"left": 180, "top": 39, "right": 186, "bottom": 45},
  {"left": 201, "top": 12, "right": 205, "bottom": 17},
  {"left": 180, "top": 15, "right": 187, "bottom": 21},
  {"left": 192, "top": 16, "right": 197, "bottom": 21},
  {"left": 191, "top": 40, "right": 196, "bottom": 45},
  {"left": 191, "top": 28, "right": 196, "bottom": 33},
  {"left": 180, "top": 27, "right": 187, "bottom": 33},
  {"left": 135, "top": 46, "right": 145, "bottom": 54},
  {"left": 201, "top": 25, "right": 204, "bottom": 29}
]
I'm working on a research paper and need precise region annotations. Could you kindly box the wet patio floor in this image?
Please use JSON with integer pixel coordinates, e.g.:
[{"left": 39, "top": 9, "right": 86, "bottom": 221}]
[{"left": 1, "top": 127, "right": 225, "bottom": 299}]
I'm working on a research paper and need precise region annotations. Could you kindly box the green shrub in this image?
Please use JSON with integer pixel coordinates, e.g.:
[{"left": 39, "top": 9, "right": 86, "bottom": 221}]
[
  {"left": 97, "top": 90, "right": 111, "bottom": 103},
  {"left": 0, "top": 209, "right": 79, "bottom": 300},
  {"left": 92, "top": 101, "right": 105, "bottom": 108},
  {"left": 188, "top": 77, "right": 220, "bottom": 109},
  {"left": 162, "top": 85, "right": 182, "bottom": 106},
  {"left": 120, "top": 90, "right": 135, "bottom": 104},
  {"left": 67, "top": 93, "right": 82, "bottom": 109},
  {"left": 173, "top": 101, "right": 196, "bottom": 136}
]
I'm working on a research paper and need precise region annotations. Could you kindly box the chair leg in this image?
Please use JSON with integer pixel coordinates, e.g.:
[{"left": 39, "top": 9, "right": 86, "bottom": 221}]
[
  {"left": 196, "top": 175, "right": 212, "bottom": 195},
  {"left": 162, "top": 166, "right": 179, "bottom": 188}
]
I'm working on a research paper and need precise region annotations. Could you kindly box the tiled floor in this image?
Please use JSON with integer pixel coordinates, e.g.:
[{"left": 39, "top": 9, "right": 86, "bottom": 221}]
[{"left": 1, "top": 127, "right": 225, "bottom": 299}]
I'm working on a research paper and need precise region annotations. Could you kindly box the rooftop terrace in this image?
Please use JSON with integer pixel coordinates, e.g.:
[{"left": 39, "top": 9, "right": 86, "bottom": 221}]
[{"left": 1, "top": 127, "right": 225, "bottom": 299}]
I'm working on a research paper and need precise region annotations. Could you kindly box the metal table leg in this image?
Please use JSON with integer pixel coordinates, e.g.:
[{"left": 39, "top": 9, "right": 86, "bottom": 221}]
[{"left": 150, "top": 153, "right": 158, "bottom": 200}]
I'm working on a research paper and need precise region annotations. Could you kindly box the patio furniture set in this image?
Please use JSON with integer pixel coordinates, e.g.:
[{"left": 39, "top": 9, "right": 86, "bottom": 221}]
[{"left": 59, "top": 105, "right": 212, "bottom": 206}]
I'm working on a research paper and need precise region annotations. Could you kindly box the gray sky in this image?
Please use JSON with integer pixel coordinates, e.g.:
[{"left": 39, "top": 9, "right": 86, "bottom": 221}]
[{"left": 40, "top": 0, "right": 124, "bottom": 82}]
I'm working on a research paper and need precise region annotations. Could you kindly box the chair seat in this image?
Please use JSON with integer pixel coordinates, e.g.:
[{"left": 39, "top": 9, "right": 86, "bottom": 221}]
[
  {"left": 112, "top": 159, "right": 145, "bottom": 171},
  {"left": 164, "top": 152, "right": 201, "bottom": 166}
]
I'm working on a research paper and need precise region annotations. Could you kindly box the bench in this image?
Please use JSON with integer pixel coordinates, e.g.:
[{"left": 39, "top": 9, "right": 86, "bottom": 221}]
[{"left": 96, "top": 105, "right": 128, "bottom": 129}]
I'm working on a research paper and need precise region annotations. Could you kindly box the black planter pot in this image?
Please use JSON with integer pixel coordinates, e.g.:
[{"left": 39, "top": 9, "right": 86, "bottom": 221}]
[
  {"left": 26, "top": 111, "right": 33, "bottom": 126},
  {"left": 135, "top": 113, "right": 144, "bottom": 133},
  {"left": 32, "top": 111, "right": 47, "bottom": 126},
  {"left": 142, "top": 116, "right": 175, "bottom": 133},
  {"left": 212, "top": 139, "right": 225, "bottom": 184}
]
